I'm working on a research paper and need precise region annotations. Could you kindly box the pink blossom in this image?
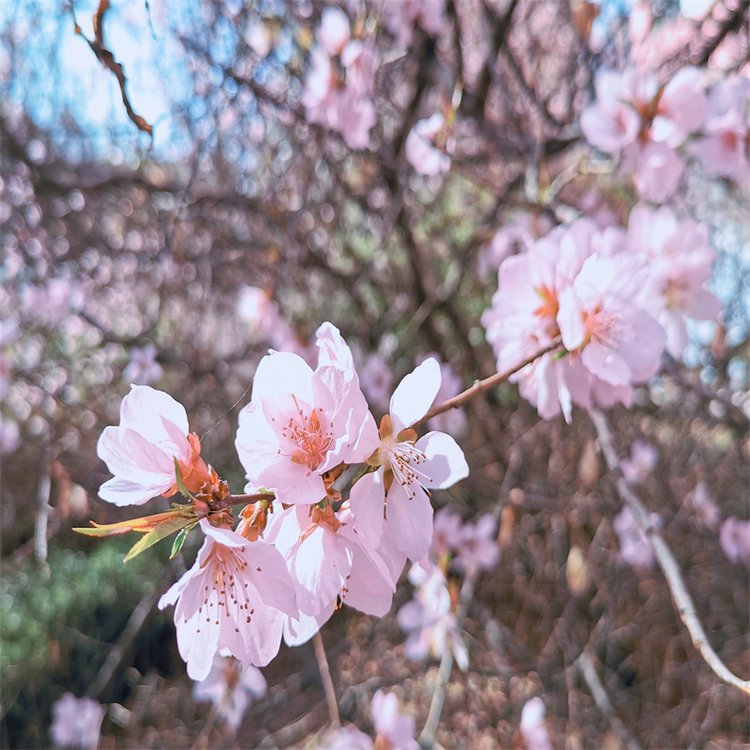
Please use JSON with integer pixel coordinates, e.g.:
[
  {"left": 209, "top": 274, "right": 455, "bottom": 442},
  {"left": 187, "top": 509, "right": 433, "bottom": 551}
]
[
  {"left": 557, "top": 253, "right": 665, "bottom": 395},
  {"left": 96, "top": 385, "right": 209, "bottom": 506},
  {"left": 321, "top": 726, "right": 374, "bottom": 750},
  {"left": 454, "top": 513, "right": 500, "bottom": 575},
  {"left": 397, "top": 561, "right": 468, "bottom": 670},
  {"left": 719, "top": 517, "right": 750, "bottom": 565},
  {"left": 405, "top": 113, "right": 453, "bottom": 176},
  {"left": 318, "top": 7, "right": 350, "bottom": 56},
  {"left": 264, "top": 501, "right": 395, "bottom": 627},
  {"left": 477, "top": 213, "right": 556, "bottom": 279},
  {"left": 687, "top": 481, "right": 720, "bottom": 530},
  {"left": 380, "top": 0, "right": 448, "bottom": 46},
  {"left": 348, "top": 358, "right": 469, "bottom": 576},
  {"left": 50, "top": 693, "right": 105, "bottom": 749},
  {"left": 620, "top": 439, "right": 658, "bottom": 485},
  {"left": 690, "top": 75, "right": 750, "bottom": 183},
  {"left": 0, "top": 416, "right": 20, "bottom": 455},
  {"left": 629, "top": 140, "right": 685, "bottom": 202},
  {"left": 580, "top": 69, "right": 650, "bottom": 155},
  {"left": 613, "top": 507, "right": 659, "bottom": 570},
  {"left": 651, "top": 67, "right": 708, "bottom": 146},
  {"left": 158, "top": 520, "right": 298, "bottom": 680},
  {"left": 371, "top": 690, "right": 419, "bottom": 750},
  {"left": 626, "top": 205, "right": 720, "bottom": 357},
  {"left": 520, "top": 697, "right": 553, "bottom": 750},
  {"left": 123, "top": 344, "right": 163, "bottom": 385},
  {"left": 235, "top": 323, "right": 378, "bottom": 505},
  {"left": 192, "top": 655, "right": 267, "bottom": 732}
]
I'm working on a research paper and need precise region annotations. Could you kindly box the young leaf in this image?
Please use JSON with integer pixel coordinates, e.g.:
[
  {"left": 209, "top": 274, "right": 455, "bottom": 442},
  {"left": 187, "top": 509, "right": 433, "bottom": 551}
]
[
  {"left": 169, "top": 524, "right": 195, "bottom": 559},
  {"left": 124, "top": 515, "right": 195, "bottom": 563},
  {"left": 173, "top": 458, "right": 196, "bottom": 500}
]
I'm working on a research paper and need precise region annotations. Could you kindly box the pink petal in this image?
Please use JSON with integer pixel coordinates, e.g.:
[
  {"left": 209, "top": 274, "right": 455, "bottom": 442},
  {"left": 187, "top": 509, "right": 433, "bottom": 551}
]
[{"left": 390, "top": 358, "right": 442, "bottom": 432}]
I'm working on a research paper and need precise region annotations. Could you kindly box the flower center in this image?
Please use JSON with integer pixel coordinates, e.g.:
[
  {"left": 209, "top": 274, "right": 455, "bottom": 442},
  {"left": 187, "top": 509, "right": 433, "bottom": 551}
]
[
  {"left": 195, "top": 544, "right": 255, "bottom": 632},
  {"left": 533, "top": 285, "right": 561, "bottom": 338},
  {"left": 281, "top": 395, "right": 334, "bottom": 472},
  {"left": 582, "top": 304, "right": 621, "bottom": 348}
]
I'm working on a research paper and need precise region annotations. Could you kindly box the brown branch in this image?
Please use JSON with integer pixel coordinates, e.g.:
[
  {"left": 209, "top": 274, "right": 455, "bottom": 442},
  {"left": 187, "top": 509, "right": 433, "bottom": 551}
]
[
  {"left": 73, "top": 0, "right": 153, "bottom": 135},
  {"left": 415, "top": 339, "right": 562, "bottom": 428},
  {"left": 312, "top": 631, "right": 340, "bottom": 728},
  {"left": 228, "top": 492, "right": 275, "bottom": 504},
  {"left": 591, "top": 408, "right": 750, "bottom": 697}
]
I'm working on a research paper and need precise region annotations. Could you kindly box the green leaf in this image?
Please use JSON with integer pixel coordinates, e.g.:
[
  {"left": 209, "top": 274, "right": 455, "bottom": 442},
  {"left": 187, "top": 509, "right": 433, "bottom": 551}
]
[
  {"left": 173, "top": 458, "right": 195, "bottom": 500},
  {"left": 124, "top": 515, "right": 195, "bottom": 563},
  {"left": 169, "top": 524, "right": 195, "bottom": 559}
]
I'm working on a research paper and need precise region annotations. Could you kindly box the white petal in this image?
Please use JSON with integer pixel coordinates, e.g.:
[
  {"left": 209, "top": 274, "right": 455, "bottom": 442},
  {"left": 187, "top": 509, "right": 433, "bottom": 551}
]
[
  {"left": 390, "top": 358, "right": 442, "bottom": 432},
  {"left": 416, "top": 431, "right": 469, "bottom": 490}
]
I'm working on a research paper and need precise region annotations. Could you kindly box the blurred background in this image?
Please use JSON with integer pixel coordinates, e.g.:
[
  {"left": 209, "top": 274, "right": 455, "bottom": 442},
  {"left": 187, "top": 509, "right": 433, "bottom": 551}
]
[{"left": 1, "top": 0, "right": 749, "bottom": 748}]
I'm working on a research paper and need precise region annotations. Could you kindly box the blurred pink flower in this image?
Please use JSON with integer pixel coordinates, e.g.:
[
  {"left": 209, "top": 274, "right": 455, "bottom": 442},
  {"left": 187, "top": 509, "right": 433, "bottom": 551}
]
[
  {"left": 405, "top": 113, "right": 453, "bottom": 176},
  {"left": 235, "top": 323, "right": 378, "bottom": 505},
  {"left": 629, "top": 140, "right": 685, "bottom": 202},
  {"left": 50, "top": 693, "right": 105, "bottom": 749},
  {"left": 371, "top": 690, "right": 419, "bottom": 749},
  {"left": 321, "top": 725, "right": 374, "bottom": 750},
  {"left": 381, "top": 0, "right": 448, "bottom": 46},
  {"left": 687, "top": 481, "right": 720, "bottom": 531},
  {"left": 719, "top": 517, "right": 750, "bottom": 565},
  {"left": 97, "top": 385, "right": 209, "bottom": 506},
  {"left": 123, "top": 344, "right": 163, "bottom": 385},
  {"left": 0, "top": 416, "right": 20, "bottom": 455},
  {"left": 192, "top": 655, "right": 267, "bottom": 732},
  {"left": 397, "top": 561, "right": 468, "bottom": 670},
  {"left": 520, "top": 697, "right": 553, "bottom": 750},
  {"left": 613, "top": 507, "right": 659, "bottom": 570},
  {"left": 158, "top": 520, "right": 297, "bottom": 680},
  {"left": 620, "top": 439, "right": 658, "bottom": 485},
  {"left": 626, "top": 205, "right": 720, "bottom": 357}
]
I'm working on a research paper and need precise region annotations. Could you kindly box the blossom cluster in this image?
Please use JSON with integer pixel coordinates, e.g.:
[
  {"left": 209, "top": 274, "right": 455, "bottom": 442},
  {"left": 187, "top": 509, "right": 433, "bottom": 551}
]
[
  {"left": 397, "top": 508, "right": 499, "bottom": 670},
  {"left": 481, "top": 205, "right": 720, "bottom": 421},
  {"left": 302, "top": 8, "right": 379, "bottom": 150},
  {"left": 89, "top": 323, "right": 468, "bottom": 679},
  {"left": 582, "top": 66, "right": 750, "bottom": 199}
]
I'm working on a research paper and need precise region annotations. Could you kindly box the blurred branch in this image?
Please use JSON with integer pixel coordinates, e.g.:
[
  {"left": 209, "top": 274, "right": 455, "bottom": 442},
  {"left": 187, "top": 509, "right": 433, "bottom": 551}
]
[
  {"left": 72, "top": 0, "right": 153, "bottom": 136},
  {"left": 34, "top": 460, "right": 51, "bottom": 572},
  {"left": 591, "top": 408, "right": 750, "bottom": 697}
]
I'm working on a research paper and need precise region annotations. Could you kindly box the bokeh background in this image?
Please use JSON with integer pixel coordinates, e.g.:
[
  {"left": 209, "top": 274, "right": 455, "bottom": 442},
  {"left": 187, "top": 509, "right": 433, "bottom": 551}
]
[{"left": 1, "top": 0, "right": 749, "bottom": 748}]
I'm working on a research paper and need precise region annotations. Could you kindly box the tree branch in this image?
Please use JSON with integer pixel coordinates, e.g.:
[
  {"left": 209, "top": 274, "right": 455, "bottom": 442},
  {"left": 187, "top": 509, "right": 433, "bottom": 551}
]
[{"left": 591, "top": 408, "right": 750, "bottom": 696}]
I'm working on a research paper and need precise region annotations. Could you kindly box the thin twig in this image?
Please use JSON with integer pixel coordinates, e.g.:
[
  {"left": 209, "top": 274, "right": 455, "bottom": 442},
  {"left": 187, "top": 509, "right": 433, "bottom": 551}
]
[
  {"left": 591, "top": 409, "right": 750, "bottom": 696},
  {"left": 228, "top": 492, "right": 275, "bottom": 504},
  {"left": 34, "top": 462, "right": 52, "bottom": 572},
  {"left": 415, "top": 339, "right": 562, "bottom": 427},
  {"left": 574, "top": 649, "right": 643, "bottom": 750},
  {"left": 312, "top": 631, "right": 340, "bottom": 728},
  {"left": 86, "top": 584, "right": 162, "bottom": 699},
  {"left": 419, "top": 575, "right": 476, "bottom": 749}
]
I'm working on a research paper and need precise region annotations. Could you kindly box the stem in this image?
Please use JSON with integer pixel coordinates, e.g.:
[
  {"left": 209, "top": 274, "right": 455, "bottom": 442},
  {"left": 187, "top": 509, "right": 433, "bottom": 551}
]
[
  {"left": 419, "top": 574, "right": 476, "bottom": 749},
  {"left": 228, "top": 492, "right": 275, "bottom": 504},
  {"left": 312, "top": 631, "right": 340, "bottom": 728},
  {"left": 591, "top": 409, "right": 750, "bottom": 696},
  {"left": 415, "top": 339, "right": 562, "bottom": 428}
]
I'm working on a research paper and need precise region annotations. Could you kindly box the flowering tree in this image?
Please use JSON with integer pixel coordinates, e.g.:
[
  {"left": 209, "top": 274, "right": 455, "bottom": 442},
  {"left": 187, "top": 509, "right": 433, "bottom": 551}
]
[{"left": 1, "top": 0, "right": 749, "bottom": 747}]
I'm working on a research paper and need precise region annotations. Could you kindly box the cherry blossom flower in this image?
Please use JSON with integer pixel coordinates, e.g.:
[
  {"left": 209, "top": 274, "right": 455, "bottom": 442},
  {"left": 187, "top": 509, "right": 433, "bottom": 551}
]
[
  {"left": 613, "top": 507, "right": 659, "bottom": 570},
  {"left": 320, "top": 690, "right": 418, "bottom": 750},
  {"left": 557, "top": 253, "right": 665, "bottom": 398},
  {"left": 405, "top": 113, "right": 453, "bottom": 176},
  {"left": 123, "top": 344, "right": 163, "bottom": 385},
  {"left": 158, "top": 520, "right": 298, "bottom": 680},
  {"left": 630, "top": 141, "right": 685, "bottom": 203},
  {"left": 192, "top": 654, "right": 267, "bottom": 732},
  {"left": 380, "top": 0, "right": 448, "bottom": 46},
  {"left": 626, "top": 205, "right": 720, "bottom": 357},
  {"left": 50, "top": 693, "right": 105, "bottom": 749},
  {"left": 349, "top": 358, "right": 469, "bottom": 576},
  {"left": 235, "top": 323, "right": 378, "bottom": 505},
  {"left": 686, "top": 481, "right": 720, "bottom": 531},
  {"left": 264, "top": 501, "right": 395, "bottom": 629},
  {"left": 690, "top": 75, "right": 750, "bottom": 183},
  {"left": 719, "top": 517, "right": 750, "bottom": 565},
  {"left": 620, "top": 439, "right": 658, "bottom": 485},
  {"left": 397, "top": 561, "right": 468, "bottom": 670},
  {"left": 302, "top": 8, "right": 379, "bottom": 150},
  {"left": 371, "top": 690, "right": 419, "bottom": 750},
  {"left": 520, "top": 697, "right": 553, "bottom": 750},
  {"left": 430, "top": 507, "right": 499, "bottom": 575},
  {"left": 97, "top": 385, "right": 209, "bottom": 506}
]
